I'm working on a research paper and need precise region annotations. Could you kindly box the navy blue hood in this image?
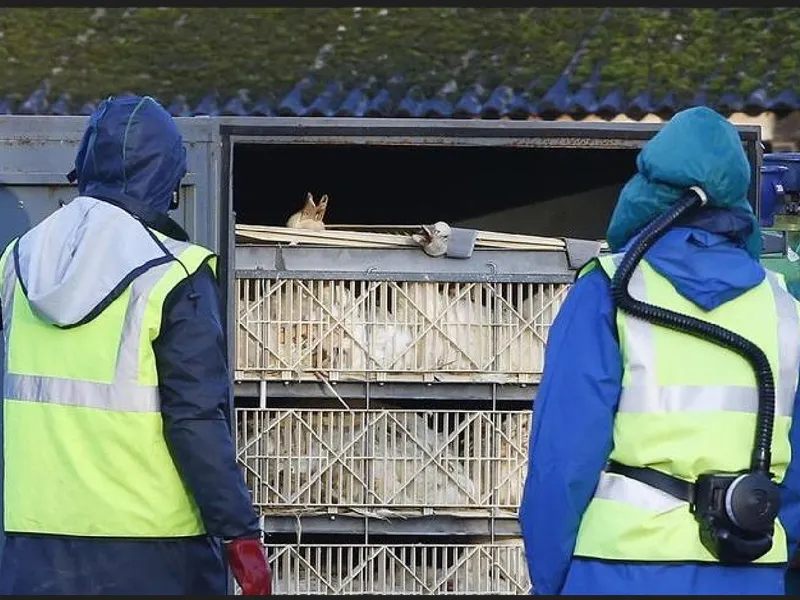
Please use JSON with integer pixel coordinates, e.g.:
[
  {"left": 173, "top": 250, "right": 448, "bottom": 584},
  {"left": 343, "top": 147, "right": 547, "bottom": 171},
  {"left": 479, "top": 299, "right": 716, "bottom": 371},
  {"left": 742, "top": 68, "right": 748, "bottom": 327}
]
[
  {"left": 73, "top": 95, "right": 187, "bottom": 223},
  {"left": 625, "top": 207, "right": 765, "bottom": 311}
]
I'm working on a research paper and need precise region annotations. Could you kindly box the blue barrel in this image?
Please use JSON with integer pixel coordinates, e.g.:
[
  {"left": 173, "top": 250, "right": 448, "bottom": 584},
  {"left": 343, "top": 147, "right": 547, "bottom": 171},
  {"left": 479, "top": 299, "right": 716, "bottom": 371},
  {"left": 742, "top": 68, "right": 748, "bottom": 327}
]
[
  {"left": 761, "top": 164, "right": 788, "bottom": 227},
  {"left": 764, "top": 152, "right": 800, "bottom": 193}
]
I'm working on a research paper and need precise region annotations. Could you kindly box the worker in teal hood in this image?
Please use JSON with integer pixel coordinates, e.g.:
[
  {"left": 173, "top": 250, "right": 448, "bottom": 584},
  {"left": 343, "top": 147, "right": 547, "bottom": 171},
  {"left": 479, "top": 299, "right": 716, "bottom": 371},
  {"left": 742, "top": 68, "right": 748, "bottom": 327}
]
[
  {"left": 519, "top": 106, "right": 800, "bottom": 595},
  {"left": 607, "top": 105, "right": 760, "bottom": 257}
]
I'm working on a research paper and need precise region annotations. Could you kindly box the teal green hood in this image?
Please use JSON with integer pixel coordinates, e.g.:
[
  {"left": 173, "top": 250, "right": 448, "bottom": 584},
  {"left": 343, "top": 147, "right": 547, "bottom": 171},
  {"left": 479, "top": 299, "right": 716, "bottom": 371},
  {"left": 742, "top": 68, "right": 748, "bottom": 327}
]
[{"left": 607, "top": 106, "right": 760, "bottom": 258}]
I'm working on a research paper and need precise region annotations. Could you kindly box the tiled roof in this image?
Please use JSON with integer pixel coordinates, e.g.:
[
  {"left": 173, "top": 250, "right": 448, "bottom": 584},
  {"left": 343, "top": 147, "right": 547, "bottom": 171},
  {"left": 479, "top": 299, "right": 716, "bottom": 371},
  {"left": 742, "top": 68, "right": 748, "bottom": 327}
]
[
  {"left": 4, "top": 79, "right": 798, "bottom": 120},
  {"left": 1, "top": 7, "right": 799, "bottom": 119}
]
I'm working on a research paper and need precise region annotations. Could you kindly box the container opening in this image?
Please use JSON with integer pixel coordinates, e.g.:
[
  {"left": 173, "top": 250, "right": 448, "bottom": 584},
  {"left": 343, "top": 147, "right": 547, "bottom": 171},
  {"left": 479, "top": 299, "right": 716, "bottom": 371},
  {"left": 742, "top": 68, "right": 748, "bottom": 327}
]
[{"left": 232, "top": 143, "right": 639, "bottom": 239}]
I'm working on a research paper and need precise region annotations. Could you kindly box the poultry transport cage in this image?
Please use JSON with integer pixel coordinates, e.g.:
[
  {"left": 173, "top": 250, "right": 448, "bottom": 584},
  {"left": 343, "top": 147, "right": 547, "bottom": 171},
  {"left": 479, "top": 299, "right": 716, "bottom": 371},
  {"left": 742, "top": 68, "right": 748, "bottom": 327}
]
[
  {"left": 234, "top": 225, "right": 603, "bottom": 385},
  {"left": 232, "top": 224, "right": 602, "bottom": 595},
  {"left": 236, "top": 541, "right": 531, "bottom": 595},
  {"left": 233, "top": 225, "right": 602, "bottom": 516},
  {"left": 236, "top": 407, "right": 531, "bottom": 515}
]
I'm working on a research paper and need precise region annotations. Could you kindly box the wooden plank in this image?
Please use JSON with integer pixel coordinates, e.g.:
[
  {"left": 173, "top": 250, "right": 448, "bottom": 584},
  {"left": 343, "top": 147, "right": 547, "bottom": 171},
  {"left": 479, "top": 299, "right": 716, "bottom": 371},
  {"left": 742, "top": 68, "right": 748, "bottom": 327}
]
[
  {"left": 237, "top": 225, "right": 415, "bottom": 244},
  {"left": 236, "top": 236, "right": 563, "bottom": 252},
  {"left": 238, "top": 224, "right": 566, "bottom": 246},
  {"left": 232, "top": 223, "right": 610, "bottom": 252},
  {"left": 305, "top": 223, "right": 567, "bottom": 247}
]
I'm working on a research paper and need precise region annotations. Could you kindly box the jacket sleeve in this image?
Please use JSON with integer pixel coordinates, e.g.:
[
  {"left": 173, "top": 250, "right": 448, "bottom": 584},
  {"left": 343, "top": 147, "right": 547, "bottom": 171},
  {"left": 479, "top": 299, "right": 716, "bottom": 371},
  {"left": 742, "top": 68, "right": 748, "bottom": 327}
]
[
  {"left": 779, "top": 379, "right": 800, "bottom": 561},
  {"left": 518, "top": 268, "right": 623, "bottom": 595},
  {"left": 153, "top": 262, "right": 261, "bottom": 540}
]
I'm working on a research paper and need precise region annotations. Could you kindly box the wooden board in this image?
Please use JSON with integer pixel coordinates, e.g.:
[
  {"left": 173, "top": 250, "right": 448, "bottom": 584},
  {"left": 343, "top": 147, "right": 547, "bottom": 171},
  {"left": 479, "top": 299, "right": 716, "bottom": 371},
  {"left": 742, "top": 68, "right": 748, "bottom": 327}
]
[{"left": 235, "top": 223, "right": 607, "bottom": 251}]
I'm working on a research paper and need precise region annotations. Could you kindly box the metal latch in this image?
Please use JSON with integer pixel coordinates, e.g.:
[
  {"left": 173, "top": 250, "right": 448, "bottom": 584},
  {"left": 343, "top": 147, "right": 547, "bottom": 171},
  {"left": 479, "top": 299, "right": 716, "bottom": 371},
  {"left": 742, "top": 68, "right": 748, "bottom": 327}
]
[{"left": 563, "top": 237, "right": 603, "bottom": 270}]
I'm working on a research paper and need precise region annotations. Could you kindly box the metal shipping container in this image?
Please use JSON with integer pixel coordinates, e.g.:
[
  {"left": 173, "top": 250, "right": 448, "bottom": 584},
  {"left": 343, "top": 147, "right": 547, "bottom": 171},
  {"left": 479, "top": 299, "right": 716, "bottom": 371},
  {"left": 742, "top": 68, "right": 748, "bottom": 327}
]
[{"left": 0, "top": 116, "right": 764, "bottom": 593}]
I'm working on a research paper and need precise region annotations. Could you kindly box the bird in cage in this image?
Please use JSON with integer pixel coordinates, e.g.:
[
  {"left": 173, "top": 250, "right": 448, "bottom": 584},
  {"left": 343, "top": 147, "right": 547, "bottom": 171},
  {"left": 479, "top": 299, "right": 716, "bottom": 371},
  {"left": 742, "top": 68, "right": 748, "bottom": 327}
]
[
  {"left": 411, "top": 221, "right": 451, "bottom": 257},
  {"left": 243, "top": 408, "right": 479, "bottom": 511},
  {"left": 392, "top": 282, "right": 493, "bottom": 372},
  {"left": 286, "top": 192, "right": 329, "bottom": 231}
]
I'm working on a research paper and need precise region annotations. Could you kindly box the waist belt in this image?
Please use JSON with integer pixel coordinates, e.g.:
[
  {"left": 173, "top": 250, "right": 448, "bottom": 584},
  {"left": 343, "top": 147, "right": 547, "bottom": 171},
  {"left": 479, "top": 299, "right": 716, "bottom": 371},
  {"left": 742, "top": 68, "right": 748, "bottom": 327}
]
[{"left": 606, "top": 460, "right": 695, "bottom": 504}]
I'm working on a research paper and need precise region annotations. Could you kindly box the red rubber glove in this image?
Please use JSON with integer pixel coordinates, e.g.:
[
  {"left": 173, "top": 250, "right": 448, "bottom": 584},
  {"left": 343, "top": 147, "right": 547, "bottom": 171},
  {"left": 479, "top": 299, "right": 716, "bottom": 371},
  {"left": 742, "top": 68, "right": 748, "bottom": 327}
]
[{"left": 225, "top": 538, "right": 272, "bottom": 595}]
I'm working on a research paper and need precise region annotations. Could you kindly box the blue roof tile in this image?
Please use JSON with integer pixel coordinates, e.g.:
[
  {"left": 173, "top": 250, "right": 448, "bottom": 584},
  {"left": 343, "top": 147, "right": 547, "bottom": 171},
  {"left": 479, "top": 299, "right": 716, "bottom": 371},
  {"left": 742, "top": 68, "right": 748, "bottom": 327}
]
[
  {"left": 745, "top": 87, "right": 771, "bottom": 116},
  {"left": 337, "top": 84, "right": 370, "bottom": 117},
  {"left": 50, "top": 93, "right": 72, "bottom": 116},
  {"left": 717, "top": 90, "right": 744, "bottom": 115},
  {"left": 3, "top": 74, "right": 799, "bottom": 121},
  {"left": 538, "top": 74, "right": 571, "bottom": 118},
  {"left": 625, "top": 90, "right": 653, "bottom": 121},
  {"left": 277, "top": 77, "right": 313, "bottom": 117},
  {"left": 18, "top": 83, "right": 49, "bottom": 115},
  {"left": 770, "top": 89, "right": 798, "bottom": 113},
  {"left": 395, "top": 85, "right": 427, "bottom": 119},
  {"left": 250, "top": 96, "right": 275, "bottom": 117},
  {"left": 78, "top": 101, "right": 97, "bottom": 116},
  {"left": 221, "top": 89, "right": 251, "bottom": 117},
  {"left": 167, "top": 95, "right": 193, "bottom": 118},
  {"left": 452, "top": 84, "right": 484, "bottom": 118},
  {"left": 654, "top": 91, "right": 679, "bottom": 119},
  {"left": 507, "top": 92, "right": 533, "bottom": 121},
  {"left": 566, "top": 70, "right": 600, "bottom": 117},
  {"left": 597, "top": 89, "right": 625, "bottom": 117},
  {"left": 307, "top": 81, "right": 344, "bottom": 118},
  {"left": 365, "top": 88, "right": 393, "bottom": 118},
  {"left": 481, "top": 85, "right": 515, "bottom": 119},
  {"left": 192, "top": 92, "right": 220, "bottom": 116}
]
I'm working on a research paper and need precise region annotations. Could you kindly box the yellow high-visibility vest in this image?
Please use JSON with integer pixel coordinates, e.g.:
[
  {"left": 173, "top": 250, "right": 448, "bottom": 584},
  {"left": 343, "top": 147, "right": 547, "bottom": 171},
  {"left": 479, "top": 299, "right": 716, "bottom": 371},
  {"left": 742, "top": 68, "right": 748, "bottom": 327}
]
[
  {"left": 0, "top": 231, "right": 218, "bottom": 537},
  {"left": 572, "top": 253, "right": 800, "bottom": 564}
]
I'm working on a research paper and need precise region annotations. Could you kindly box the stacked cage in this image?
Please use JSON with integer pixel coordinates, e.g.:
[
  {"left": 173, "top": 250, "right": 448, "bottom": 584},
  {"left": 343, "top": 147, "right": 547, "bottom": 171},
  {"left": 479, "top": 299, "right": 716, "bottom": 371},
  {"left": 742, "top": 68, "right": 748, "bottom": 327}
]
[{"left": 233, "top": 233, "right": 597, "bottom": 594}]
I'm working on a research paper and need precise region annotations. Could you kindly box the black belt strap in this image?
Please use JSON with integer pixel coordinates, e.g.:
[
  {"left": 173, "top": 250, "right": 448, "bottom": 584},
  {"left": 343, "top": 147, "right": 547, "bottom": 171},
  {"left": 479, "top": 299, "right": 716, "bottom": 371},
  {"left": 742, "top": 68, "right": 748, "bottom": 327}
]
[{"left": 606, "top": 460, "right": 695, "bottom": 504}]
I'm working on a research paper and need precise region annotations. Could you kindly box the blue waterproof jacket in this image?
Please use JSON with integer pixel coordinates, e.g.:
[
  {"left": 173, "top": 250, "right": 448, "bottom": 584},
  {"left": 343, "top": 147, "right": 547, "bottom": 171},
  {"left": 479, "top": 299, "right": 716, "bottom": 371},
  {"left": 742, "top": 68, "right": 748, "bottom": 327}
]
[
  {"left": 519, "top": 107, "right": 800, "bottom": 595},
  {"left": 0, "top": 96, "right": 259, "bottom": 594}
]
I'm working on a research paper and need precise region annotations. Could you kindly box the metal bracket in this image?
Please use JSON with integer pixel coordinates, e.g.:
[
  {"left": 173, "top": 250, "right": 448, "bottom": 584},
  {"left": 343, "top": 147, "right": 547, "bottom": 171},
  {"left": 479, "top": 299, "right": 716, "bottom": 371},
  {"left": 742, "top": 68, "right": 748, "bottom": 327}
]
[
  {"left": 446, "top": 227, "right": 478, "bottom": 259},
  {"left": 563, "top": 237, "right": 603, "bottom": 270},
  {"left": 761, "top": 230, "right": 789, "bottom": 256}
]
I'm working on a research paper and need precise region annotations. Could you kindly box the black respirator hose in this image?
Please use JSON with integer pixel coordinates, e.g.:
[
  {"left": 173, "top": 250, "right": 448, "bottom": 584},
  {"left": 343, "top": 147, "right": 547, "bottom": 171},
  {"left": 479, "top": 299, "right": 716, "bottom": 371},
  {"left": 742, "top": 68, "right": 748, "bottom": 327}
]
[{"left": 610, "top": 189, "right": 775, "bottom": 475}]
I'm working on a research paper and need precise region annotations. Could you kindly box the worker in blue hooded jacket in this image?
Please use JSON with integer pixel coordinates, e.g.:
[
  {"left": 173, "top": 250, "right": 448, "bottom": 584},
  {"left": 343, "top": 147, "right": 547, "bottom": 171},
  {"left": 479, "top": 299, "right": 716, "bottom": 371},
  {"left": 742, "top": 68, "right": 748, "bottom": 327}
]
[
  {"left": 519, "top": 106, "right": 800, "bottom": 595},
  {"left": 0, "top": 96, "right": 271, "bottom": 595}
]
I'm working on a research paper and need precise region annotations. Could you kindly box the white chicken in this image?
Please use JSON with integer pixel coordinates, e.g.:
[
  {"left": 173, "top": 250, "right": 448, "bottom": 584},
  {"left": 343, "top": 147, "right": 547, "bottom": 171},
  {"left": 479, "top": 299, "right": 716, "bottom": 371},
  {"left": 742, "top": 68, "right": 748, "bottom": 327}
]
[
  {"left": 237, "top": 408, "right": 478, "bottom": 511},
  {"left": 262, "top": 542, "right": 530, "bottom": 595},
  {"left": 369, "top": 411, "right": 478, "bottom": 507},
  {"left": 411, "top": 221, "right": 452, "bottom": 257},
  {"left": 236, "top": 306, "right": 261, "bottom": 372},
  {"left": 285, "top": 192, "right": 329, "bottom": 231},
  {"left": 496, "top": 283, "right": 569, "bottom": 378},
  {"left": 392, "top": 282, "right": 493, "bottom": 373},
  {"left": 265, "top": 280, "right": 333, "bottom": 372},
  {"left": 273, "top": 568, "right": 334, "bottom": 595},
  {"left": 235, "top": 281, "right": 263, "bottom": 372},
  {"left": 237, "top": 277, "right": 568, "bottom": 380},
  {"left": 235, "top": 278, "right": 298, "bottom": 376},
  {"left": 317, "top": 285, "right": 417, "bottom": 375},
  {"left": 479, "top": 538, "right": 532, "bottom": 594},
  {"left": 253, "top": 280, "right": 418, "bottom": 377},
  {"left": 494, "top": 412, "right": 531, "bottom": 510},
  {"left": 271, "top": 553, "right": 422, "bottom": 595}
]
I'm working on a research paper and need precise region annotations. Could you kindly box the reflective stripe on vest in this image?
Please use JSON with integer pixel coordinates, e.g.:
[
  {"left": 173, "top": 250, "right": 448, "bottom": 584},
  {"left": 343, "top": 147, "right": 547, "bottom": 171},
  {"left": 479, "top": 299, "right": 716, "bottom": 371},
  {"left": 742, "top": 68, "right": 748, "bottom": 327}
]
[
  {"left": 1, "top": 231, "right": 217, "bottom": 538},
  {"left": 572, "top": 253, "right": 800, "bottom": 564},
  {"left": 618, "top": 256, "right": 799, "bottom": 420}
]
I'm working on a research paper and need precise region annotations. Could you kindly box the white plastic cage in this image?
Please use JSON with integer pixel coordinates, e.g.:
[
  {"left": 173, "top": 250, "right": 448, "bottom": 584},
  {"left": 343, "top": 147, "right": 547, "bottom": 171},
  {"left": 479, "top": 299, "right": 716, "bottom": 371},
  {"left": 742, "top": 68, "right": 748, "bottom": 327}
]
[
  {"left": 236, "top": 408, "right": 531, "bottom": 515},
  {"left": 235, "top": 279, "right": 568, "bottom": 383},
  {"left": 238, "top": 542, "right": 531, "bottom": 595}
]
